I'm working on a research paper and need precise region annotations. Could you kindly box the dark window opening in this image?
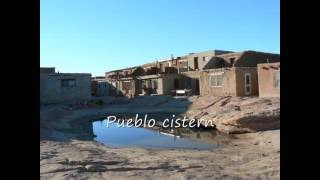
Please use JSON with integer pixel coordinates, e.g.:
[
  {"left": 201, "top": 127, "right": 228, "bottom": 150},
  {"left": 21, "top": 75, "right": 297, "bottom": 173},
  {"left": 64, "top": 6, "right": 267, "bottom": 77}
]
[
  {"left": 245, "top": 74, "right": 251, "bottom": 84},
  {"left": 122, "top": 81, "right": 132, "bottom": 90},
  {"left": 152, "top": 79, "right": 158, "bottom": 89},
  {"left": 174, "top": 78, "right": 180, "bottom": 89},
  {"left": 246, "top": 86, "right": 250, "bottom": 92},
  {"left": 61, "top": 79, "right": 76, "bottom": 87},
  {"left": 230, "top": 58, "right": 235, "bottom": 66},
  {"left": 194, "top": 78, "right": 200, "bottom": 95},
  {"left": 186, "top": 78, "right": 192, "bottom": 89},
  {"left": 194, "top": 57, "right": 199, "bottom": 69}
]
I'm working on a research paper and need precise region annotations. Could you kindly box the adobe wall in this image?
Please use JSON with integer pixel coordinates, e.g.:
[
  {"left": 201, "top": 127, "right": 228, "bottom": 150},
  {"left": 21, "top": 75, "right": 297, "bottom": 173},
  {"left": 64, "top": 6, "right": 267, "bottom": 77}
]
[
  {"left": 40, "top": 73, "right": 92, "bottom": 104},
  {"left": 161, "top": 74, "right": 182, "bottom": 95},
  {"left": 40, "top": 67, "right": 55, "bottom": 74},
  {"left": 257, "top": 63, "right": 280, "bottom": 97},
  {"left": 181, "top": 71, "right": 202, "bottom": 95},
  {"left": 185, "top": 51, "right": 216, "bottom": 70},
  {"left": 200, "top": 68, "right": 237, "bottom": 96},
  {"left": 235, "top": 52, "right": 280, "bottom": 67},
  {"left": 117, "top": 78, "right": 137, "bottom": 98}
]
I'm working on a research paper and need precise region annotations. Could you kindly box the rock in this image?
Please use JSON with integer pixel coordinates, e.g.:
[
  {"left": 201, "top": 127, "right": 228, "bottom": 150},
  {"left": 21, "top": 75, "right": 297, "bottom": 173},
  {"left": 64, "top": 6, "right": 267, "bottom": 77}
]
[
  {"left": 234, "top": 106, "right": 241, "bottom": 111},
  {"left": 190, "top": 96, "right": 280, "bottom": 134},
  {"left": 253, "top": 141, "right": 260, "bottom": 145},
  {"left": 85, "top": 164, "right": 107, "bottom": 172}
]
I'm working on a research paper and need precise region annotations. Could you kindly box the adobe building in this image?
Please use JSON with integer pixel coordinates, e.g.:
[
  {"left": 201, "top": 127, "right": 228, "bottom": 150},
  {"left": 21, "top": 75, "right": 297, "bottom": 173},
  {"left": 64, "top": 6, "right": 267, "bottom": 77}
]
[
  {"left": 104, "top": 50, "right": 280, "bottom": 97},
  {"left": 40, "top": 67, "right": 55, "bottom": 73},
  {"left": 115, "top": 74, "right": 182, "bottom": 97},
  {"left": 91, "top": 76, "right": 112, "bottom": 97},
  {"left": 257, "top": 62, "right": 280, "bottom": 97},
  {"left": 183, "top": 50, "right": 233, "bottom": 71},
  {"left": 197, "top": 51, "right": 280, "bottom": 96},
  {"left": 198, "top": 67, "right": 258, "bottom": 96},
  {"left": 40, "top": 67, "right": 92, "bottom": 104}
]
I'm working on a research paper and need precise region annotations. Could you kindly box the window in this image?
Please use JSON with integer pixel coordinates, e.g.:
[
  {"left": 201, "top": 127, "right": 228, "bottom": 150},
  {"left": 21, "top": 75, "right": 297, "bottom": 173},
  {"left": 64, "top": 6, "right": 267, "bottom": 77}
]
[
  {"left": 230, "top": 58, "right": 235, "bottom": 66},
  {"left": 194, "top": 57, "right": 199, "bottom": 69},
  {"left": 146, "top": 80, "right": 152, "bottom": 88},
  {"left": 203, "top": 56, "right": 209, "bottom": 62},
  {"left": 245, "top": 74, "right": 251, "bottom": 84},
  {"left": 174, "top": 78, "right": 180, "bottom": 89},
  {"left": 246, "top": 86, "right": 250, "bottom": 93},
  {"left": 142, "top": 80, "right": 146, "bottom": 88},
  {"left": 122, "top": 81, "right": 132, "bottom": 90},
  {"left": 61, "top": 79, "right": 76, "bottom": 87},
  {"left": 186, "top": 78, "right": 192, "bottom": 89},
  {"left": 244, "top": 73, "right": 251, "bottom": 95},
  {"left": 151, "top": 79, "right": 158, "bottom": 89},
  {"left": 209, "top": 75, "right": 223, "bottom": 87},
  {"left": 178, "top": 67, "right": 188, "bottom": 72},
  {"left": 274, "top": 70, "right": 280, "bottom": 88}
]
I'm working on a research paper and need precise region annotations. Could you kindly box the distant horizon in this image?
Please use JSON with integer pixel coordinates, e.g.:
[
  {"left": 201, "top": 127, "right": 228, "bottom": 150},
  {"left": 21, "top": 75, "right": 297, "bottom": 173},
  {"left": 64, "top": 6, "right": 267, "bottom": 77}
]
[{"left": 41, "top": 0, "right": 280, "bottom": 76}]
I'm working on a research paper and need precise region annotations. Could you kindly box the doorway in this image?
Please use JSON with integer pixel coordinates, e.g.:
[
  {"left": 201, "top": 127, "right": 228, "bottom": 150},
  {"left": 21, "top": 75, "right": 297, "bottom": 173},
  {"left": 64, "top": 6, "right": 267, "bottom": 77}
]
[
  {"left": 174, "top": 78, "right": 180, "bottom": 89},
  {"left": 194, "top": 78, "right": 200, "bottom": 95},
  {"left": 194, "top": 57, "right": 199, "bottom": 69},
  {"left": 244, "top": 73, "right": 251, "bottom": 96}
]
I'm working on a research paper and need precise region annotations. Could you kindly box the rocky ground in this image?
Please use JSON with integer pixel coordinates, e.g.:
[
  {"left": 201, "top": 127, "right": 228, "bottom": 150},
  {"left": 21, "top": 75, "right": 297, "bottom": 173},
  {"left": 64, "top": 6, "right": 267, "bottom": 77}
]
[
  {"left": 184, "top": 96, "right": 280, "bottom": 133},
  {"left": 40, "top": 96, "right": 280, "bottom": 180}
]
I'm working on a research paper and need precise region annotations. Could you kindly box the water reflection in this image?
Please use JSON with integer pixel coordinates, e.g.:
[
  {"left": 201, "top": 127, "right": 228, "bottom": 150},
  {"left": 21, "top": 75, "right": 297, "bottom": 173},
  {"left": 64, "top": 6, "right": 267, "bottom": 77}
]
[
  {"left": 68, "top": 120, "right": 95, "bottom": 140},
  {"left": 92, "top": 119, "right": 235, "bottom": 150},
  {"left": 66, "top": 113, "right": 234, "bottom": 150}
]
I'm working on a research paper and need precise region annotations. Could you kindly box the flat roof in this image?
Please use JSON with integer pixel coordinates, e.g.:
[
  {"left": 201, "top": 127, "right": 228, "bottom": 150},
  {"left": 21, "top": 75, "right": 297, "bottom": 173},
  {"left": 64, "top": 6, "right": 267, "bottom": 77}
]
[{"left": 42, "top": 73, "right": 91, "bottom": 77}]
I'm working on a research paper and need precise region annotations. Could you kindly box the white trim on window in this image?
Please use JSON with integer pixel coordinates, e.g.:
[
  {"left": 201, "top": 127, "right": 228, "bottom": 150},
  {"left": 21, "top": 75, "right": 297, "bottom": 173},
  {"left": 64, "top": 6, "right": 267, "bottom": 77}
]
[{"left": 209, "top": 74, "right": 224, "bottom": 87}]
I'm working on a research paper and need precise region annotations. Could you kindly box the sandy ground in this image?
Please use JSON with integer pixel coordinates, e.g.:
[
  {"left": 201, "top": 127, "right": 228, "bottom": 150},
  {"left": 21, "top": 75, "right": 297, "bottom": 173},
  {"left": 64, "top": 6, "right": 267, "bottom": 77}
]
[{"left": 40, "top": 96, "right": 280, "bottom": 180}]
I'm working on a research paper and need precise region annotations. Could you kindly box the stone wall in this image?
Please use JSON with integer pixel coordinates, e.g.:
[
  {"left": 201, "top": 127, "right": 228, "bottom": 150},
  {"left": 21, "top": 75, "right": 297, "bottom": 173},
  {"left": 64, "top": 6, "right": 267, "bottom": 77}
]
[{"left": 40, "top": 73, "right": 92, "bottom": 104}]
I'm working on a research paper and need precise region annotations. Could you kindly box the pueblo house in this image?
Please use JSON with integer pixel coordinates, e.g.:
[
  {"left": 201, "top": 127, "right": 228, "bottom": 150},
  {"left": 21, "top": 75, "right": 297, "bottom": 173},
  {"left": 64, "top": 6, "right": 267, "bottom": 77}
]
[
  {"left": 40, "top": 67, "right": 92, "bottom": 104},
  {"left": 196, "top": 51, "right": 280, "bottom": 96},
  {"left": 105, "top": 50, "right": 280, "bottom": 97},
  {"left": 91, "top": 76, "right": 113, "bottom": 97}
]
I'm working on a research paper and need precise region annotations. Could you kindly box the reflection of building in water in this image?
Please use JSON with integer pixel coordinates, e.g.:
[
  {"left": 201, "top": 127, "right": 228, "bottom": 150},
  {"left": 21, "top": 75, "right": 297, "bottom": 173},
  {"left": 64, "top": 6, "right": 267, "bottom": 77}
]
[
  {"left": 155, "top": 127, "right": 233, "bottom": 145},
  {"left": 69, "top": 120, "right": 95, "bottom": 141}
]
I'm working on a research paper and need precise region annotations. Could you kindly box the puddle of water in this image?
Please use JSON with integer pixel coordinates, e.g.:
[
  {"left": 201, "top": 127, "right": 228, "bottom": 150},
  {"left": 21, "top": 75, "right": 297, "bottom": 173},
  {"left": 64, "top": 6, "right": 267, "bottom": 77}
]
[{"left": 93, "top": 119, "right": 221, "bottom": 150}]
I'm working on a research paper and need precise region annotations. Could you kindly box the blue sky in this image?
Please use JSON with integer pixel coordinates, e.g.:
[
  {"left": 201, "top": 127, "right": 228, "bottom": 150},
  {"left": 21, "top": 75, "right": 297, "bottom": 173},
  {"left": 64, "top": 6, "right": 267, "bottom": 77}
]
[{"left": 40, "top": 0, "right": 280, "bottom": 76}]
